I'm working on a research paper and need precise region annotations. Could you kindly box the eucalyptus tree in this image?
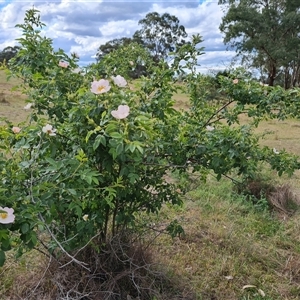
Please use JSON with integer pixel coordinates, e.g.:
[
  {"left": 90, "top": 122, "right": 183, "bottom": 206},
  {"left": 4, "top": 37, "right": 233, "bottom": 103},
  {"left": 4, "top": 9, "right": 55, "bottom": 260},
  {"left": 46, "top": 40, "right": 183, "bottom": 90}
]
[
  {"left": 219, "top": 0, "right": 300, "bottom": 88},
  {"left": 96, "top": 12, "right": 189, "bottom": 76},
  {"left": 0, "top": 46, "right": 20, "bottom": 64},
  {"left": 96, "top": 37, "right": 137, "bottom": 62},
  {"left": 133, "top": 12, "right": 188, "bottom": 63}
]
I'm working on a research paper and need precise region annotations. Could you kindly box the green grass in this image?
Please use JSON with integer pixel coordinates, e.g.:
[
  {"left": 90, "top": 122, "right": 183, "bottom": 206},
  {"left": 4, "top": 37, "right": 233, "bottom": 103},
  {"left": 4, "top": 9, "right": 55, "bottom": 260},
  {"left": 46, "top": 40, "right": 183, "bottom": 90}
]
[
  {"left": 152, "top": 177, "right": 300, "bottom": 299},
  {"left": 1, "top": 69, "right": 300, "bottom": 299}
]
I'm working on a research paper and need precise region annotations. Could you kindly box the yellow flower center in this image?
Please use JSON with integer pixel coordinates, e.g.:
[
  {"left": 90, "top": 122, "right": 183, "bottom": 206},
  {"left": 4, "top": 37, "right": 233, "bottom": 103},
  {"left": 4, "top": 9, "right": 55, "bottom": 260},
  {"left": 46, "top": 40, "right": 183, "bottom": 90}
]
[
  {"left": 0, "top": 212, "right": 8, "bottom": 219},
  {"left": 97, "top": 85, "right": 105, "bottom": 93}
]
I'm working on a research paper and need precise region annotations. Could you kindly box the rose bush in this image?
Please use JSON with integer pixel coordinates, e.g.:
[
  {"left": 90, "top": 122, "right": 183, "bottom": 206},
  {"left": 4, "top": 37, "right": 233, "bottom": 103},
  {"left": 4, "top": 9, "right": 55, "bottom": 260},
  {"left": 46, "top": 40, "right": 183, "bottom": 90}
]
[{"left": 0, "top": 9, "right": 299, "bottom": 267}]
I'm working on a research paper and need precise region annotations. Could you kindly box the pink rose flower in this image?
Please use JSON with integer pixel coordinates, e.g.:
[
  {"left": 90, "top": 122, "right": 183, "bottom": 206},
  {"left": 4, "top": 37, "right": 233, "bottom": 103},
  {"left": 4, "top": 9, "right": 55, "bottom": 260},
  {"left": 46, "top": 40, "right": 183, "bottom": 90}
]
[
  {"left": 112, "top": 75, "right": 127, "bottom": 87},
  {"left": 42, "top": 124, "right": 57, "bottom": 136},
  {"left": 0, "top": 207, "right": 15, "bottom": 224},
  {"left": 90, "top": 79, "right": 111, "bottom": 94},
  {"left": 12, "top": 126, "right": 21, "bottom": 134},
  {"left": 111, "top": 105, "right": 130, "bottom": 119},
  {"left": 58, "top": 61, "right": 69, "bottom": 68}
]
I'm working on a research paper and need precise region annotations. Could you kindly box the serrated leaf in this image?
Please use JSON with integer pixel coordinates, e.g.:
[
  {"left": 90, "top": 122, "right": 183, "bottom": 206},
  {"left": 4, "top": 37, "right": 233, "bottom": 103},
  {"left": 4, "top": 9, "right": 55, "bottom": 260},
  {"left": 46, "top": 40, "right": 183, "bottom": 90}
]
[
  {"left": 105, "top": 123, "right": 118, "bottom": 134},
  {"left": 110, "top": 132, "right": 123, "bottom": 139},
  {"left": 135, "top": 115, "right": 149, "bottom": 122},
  {"left": 136, "top": 145, "right": 143, "bottom": 154},
  {"left": 92, "top": 177, "right": 99, "bottom": 184},
  {"left": 125, "top": 143, "right": 135, "bottom": 153},
  {"left": 93, "top": 134, "right": 102, "bottom": 150},
  {"left": 99, "top": 135, "right": 106, "bottom": 146}
]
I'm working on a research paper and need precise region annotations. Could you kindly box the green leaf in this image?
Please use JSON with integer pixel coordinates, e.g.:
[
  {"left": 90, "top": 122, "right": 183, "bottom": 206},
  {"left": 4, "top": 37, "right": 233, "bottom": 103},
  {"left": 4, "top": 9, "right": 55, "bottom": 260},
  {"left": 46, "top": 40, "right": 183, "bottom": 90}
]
[
  {"left": 45, "top": 157, "right": 57, "bottom": 167},
  {"left": 166, "top": 220, "right": 185, "bottom": 238},
  {"left": 69, "top": 202, "right": 82, "bottom": 217},
  {"left": 116, "top": 143, "right": 124, "bottom": 156},
  {"left": 109, "top": 148, "right": 117, "bottom": 160},
  {"left": 85, "top": 130, "right": 94, "bottom": 143},
  {"left": 110, "top": 132, "right": 123, "bottom": 139},
  {"left": 91, "top": 133, "right": 106, "bottom": 150},
  {"left": 93, "top": 134, "right": 103, "bottom": 150},
  {"left": 1, "top": 238, "right": 11, "bottom": 251},
  {"left": 92, "top": 177, "right": 99, "bottom": 185},
  {"left": 128, "top": 173, "right": 139, "bottom": 184},
  {"left": 136, "top": 145, "right": 143, "bottom": 154},
  {"left": 125, "top": 143, "right": 135, "bottom": 153},
  {"left": 21, "top": 223, "right": 30, "bottom": 234},
  {"left": 135, "top": 115, "right": 150, "bottom": 122},
  {"left": 105, "top": 123, "right": 118, "bottom": 134},
  {"left": 27, "top": 232, "right": 37, "bottom": 249},
  {"left": 67, "top": 189, "right": 77, "bottom": 196},
  {"left": 0, "top": 230, "right": 8, "bottom": 240},
  {"left": 0, "top": 250, "right": 5, "bottom": 267},
  {"left": 99, "top": 135, "right": 106, "bottom": 146}
]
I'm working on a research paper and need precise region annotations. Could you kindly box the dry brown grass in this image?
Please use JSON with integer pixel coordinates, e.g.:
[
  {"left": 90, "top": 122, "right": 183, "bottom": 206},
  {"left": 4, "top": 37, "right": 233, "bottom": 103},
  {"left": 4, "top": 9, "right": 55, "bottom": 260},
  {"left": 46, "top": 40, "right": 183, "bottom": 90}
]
[
  {"left": 0, "top": 70, "right": 29, "bottom": 125},
  {"left": 239, "top": 113, "right": 300, "bottom": 196},
  {"left": 240, "top": 116, "right": 300, "bottom": 156},
  {"left": 234, "top": 175, "right": 300, "bottom": 216},
  {"left": 2, "top": 234, "right": 197, "bottom": 300}
]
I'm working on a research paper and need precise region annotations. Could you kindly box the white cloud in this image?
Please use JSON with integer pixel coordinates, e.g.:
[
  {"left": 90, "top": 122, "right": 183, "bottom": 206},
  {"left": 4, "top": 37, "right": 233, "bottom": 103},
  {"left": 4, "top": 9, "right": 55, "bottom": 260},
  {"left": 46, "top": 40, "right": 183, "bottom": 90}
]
[
  {"left": 197, "top": 50, "right": 237, "bottom": 73},
  {"left": 0, "top": 0, "right": 236, "bottom": 71},
  {"left": 99, "top": 19, "right": 137, "bottom": 37}
]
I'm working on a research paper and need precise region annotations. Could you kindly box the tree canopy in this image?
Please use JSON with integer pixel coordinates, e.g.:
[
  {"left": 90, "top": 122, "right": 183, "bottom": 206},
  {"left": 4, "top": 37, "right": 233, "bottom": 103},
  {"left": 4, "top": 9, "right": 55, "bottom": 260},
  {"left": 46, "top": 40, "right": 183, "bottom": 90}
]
[
  {"left": 93, "top": 42, "right": 153, "bottom": 79},
  {"left": 219, "top": 0, "right": 300, "bottom": 88},
  {"left": 0, "top": 46, "right": 20, "bottom": 64},
  {"left": 133, "top": 12, "right": 188, "bottom": 63},
  {"left": 96, "top": 12, "right": 188, "bottom": 68},
  {"left": 96, "top": 37, "right": 137, "bottom": 62}
]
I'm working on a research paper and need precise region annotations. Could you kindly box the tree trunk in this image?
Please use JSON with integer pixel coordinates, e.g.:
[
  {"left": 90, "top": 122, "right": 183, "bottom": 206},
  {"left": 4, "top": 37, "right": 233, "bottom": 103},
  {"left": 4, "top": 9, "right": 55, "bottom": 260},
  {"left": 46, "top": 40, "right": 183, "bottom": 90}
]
[
  {"left": 268, "top": 64, "right": 276, "bottom": 86},
  {"left": 292, "top": 64, "right": 300, "bottom": 88}
]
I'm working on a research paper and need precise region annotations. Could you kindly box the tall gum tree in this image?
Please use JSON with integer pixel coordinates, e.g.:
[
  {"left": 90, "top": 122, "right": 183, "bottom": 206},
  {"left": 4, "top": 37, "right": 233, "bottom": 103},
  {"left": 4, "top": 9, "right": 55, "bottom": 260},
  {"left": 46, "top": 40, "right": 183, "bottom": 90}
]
[
  {"left": 133, "top": 12, "right": 188, "bottom": 63},
  {"left": 96, "top": 37, "right": 136, "bottom": 62},
  {"left": 219, "top": 0, "right": 300, "bottom": 88}
]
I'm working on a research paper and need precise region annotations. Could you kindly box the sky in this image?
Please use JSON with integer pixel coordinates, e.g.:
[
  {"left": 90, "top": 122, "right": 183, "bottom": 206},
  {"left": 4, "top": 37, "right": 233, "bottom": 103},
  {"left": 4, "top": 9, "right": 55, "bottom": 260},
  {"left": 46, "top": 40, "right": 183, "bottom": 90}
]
[{"left": 0, "top": 0, "right": 237, "bottom": 74}]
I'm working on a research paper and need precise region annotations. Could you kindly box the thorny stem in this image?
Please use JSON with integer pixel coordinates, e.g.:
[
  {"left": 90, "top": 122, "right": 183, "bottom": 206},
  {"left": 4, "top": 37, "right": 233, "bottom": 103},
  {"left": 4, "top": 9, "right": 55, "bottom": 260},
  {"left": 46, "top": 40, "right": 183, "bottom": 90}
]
[{"left": 203, "top": 99, "right": 235, "bottom": 127}]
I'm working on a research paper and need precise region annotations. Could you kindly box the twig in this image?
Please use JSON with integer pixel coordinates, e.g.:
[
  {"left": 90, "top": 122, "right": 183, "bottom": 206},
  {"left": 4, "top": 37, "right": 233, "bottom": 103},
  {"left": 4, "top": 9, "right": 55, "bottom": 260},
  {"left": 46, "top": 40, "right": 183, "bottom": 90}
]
[{"left": 203, "top": 99, "right": 235, "bottom": 127}]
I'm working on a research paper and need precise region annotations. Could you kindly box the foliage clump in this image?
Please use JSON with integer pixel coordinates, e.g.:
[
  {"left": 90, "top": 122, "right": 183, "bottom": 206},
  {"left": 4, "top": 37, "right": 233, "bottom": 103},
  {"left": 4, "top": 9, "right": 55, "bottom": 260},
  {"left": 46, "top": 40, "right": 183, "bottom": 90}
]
[
  {"left": 219, "top": 0, "right": 300, "bottom": 88},
  {"left": 235, "top": 175, "right": 299, "bottom": 214}
]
